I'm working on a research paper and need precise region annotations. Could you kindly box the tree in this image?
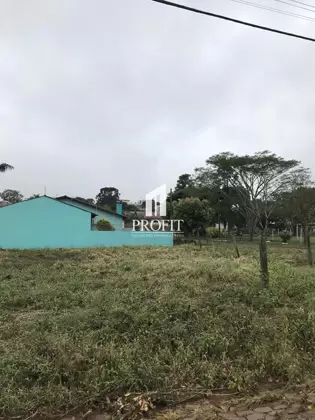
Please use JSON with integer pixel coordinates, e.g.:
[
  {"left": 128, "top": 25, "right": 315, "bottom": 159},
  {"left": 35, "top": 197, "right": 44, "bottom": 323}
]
[
  {"left": 170, "top": 185, "right": 209, "bottom": 202},
  {"left": 288, "top": 185, "right": 315, "bottom": 266},
  {"left": 0, "top": 163, "right": 14, "bottom": 173},
  {"left": 171, "top": 173, "right": 244, "bottom": 235},
  {"left": 195, "top": 154, "right": 257, "bottom": 239},
  {"left": 170, "top": 173, "right": 218, "bottom": 203},
  {"left": 28, "top": 194, "right": 40, "bottom": 200},
  {"left": 196, "top": 160, "right": 254, "bottom": 237},
  {"left": 174, "top": 173, "right": 193, "bottom": 191},
  {"left": 102, "top": 204, "right": 115, "bottom": 212},
  {"left": 172, "top": 197, "right": 214, "bottom": 236},
  {"left": 210, "top": 185, "right": 245, "bottom": 235},
  {"left": 228, "top": 207, "right": 247, "bottom": 234},
  {"left": 96, "top": 187, "right": 120, "bottom": 210},
  {"left": 123, "top": 202, "right": 138, "bottom": 212},
  {"left": 75, "top": 197, "right": 95, "bottom": 205},
  {"left": 268, "top": 201, "right": 291, "bottom": 232},
  {"left": 197, "top": 151, "right": 303, "bottom": 287},
  {"left": 0, "top": 189, "right": 23, "bottom": 203}
]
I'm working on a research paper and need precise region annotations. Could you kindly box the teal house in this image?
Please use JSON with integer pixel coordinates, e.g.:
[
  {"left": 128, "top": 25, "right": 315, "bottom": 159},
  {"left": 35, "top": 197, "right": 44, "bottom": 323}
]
[
  {"left": 0, "top": 196, "right": 173, "bottom": 249},
  {"left": 56, "top": 196, "right": 125, "bottom": 230}
]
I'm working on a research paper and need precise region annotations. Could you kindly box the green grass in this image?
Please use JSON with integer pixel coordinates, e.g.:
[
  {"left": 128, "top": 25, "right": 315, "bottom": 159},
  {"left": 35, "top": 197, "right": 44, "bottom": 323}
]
[
  {"left": 0, "top": 245, "right": 315, "bottom": 416},
  {"left": 242, "top": 235, "right": 315, "bottom": 244},
  {"left": 210, "top": 234, "right": 315, "bottom": 245}
]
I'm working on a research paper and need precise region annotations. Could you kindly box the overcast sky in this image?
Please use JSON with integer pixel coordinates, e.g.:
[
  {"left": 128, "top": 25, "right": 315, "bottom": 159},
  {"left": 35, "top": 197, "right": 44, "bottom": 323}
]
[{"left": 0, "top": 0, "right": 315, "bottom": 201}]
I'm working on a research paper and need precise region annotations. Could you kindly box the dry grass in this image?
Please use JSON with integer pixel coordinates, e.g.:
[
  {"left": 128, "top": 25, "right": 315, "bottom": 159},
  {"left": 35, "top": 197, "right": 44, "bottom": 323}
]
[{"left": 0, "top": 245, "right": 315, "bottom": 417}]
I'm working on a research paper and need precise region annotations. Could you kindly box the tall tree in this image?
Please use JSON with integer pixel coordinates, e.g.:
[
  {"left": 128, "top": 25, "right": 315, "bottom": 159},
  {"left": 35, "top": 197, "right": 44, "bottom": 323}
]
[
  {"left": 96, "top": 187, "right": 120, "bottom": 210},
  {"left": 196, "top": 151, "right": 303, "bottom": 287},
  {"left": 0, "top": 163, "right": 14, "bottom": 173},
  {"left": 174, "top": 174, "right": 193, "bottom": 192},
  {"left": 0, "top": 189, "right": 23, "bottom": 203},
  {"left": 172, "top": 172, "right": 245, "bottom": 234},
  {"left": 291, "top": 188, "right": 315, "bottom": 265},
  {"left": 170, "top": 185, "right": 212, "bottom": 202},
  {"left": 284, "top": 171, "right": 315, "bottom": 266},
  {"left": 195, "top": 153, "right": 256, "bottom": 239}
]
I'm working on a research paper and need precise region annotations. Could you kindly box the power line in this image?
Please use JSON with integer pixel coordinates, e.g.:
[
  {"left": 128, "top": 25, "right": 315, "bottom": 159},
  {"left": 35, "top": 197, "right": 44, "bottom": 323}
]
[
  {"left": 227, "top": 0, "right": 315, "bottom": 22},
  {"left": 285, "top": 0, "right": 315, "bottom": 9},
  {"left": 152, "top": 0, "right": 315, "bottom": 42},
  {"left": 271, "top": 0, "right": 315, "bottom": 12}
]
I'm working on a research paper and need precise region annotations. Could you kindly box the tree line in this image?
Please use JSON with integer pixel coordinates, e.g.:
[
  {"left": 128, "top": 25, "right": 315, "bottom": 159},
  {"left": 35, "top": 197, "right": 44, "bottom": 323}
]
[
  {"left": 2, "top": 152, "right": 315, "bottom": 288},
  {"left": 168, "top": 151, "right": 315, "bottom": 287}
]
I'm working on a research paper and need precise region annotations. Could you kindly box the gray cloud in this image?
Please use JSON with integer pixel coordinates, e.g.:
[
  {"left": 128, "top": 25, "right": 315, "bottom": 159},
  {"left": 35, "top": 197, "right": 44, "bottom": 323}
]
[{"left": 0, "top": 0, "right": 315, "bottom": 200}]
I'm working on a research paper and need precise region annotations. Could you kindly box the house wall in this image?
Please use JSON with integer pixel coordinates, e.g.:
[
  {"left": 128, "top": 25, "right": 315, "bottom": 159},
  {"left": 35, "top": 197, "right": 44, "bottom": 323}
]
[
  {"left": 0, "top": 197, "right": 91, "bottom": 249},
  {"left": 57, "top": 198, "right": 124, "bottom": 230},
  {"left": 0, "top": 197, "right": 173, "bottom": 249}
]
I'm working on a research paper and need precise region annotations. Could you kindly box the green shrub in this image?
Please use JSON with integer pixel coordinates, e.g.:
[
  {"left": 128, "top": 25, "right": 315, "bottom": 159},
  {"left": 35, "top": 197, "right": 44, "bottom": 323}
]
[
  {"left": 95, "top": 218, "right": 115, "bottom": 231},
  {"left": 172, "top": 198, "right": 214, "bottom": 236},
  {"left": 206, "top": 227, "right": 220, "bottom": 238},
  {"left": 279, "top": 231, "right": 292, "bottom": 243}
]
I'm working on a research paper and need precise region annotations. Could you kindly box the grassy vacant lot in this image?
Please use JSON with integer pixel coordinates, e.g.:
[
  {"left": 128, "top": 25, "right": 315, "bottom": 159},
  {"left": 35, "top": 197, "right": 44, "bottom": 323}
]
[{"left": 0, "top": 245, "right": 315, "bottom": 416}]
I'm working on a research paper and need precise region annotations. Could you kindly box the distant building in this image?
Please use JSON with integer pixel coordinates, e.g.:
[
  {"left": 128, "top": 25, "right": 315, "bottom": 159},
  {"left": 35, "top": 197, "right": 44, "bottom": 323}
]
[
  {"left": 0, "top": 201, "right": 11, "bottom": 208},
  {"left": 56, "top": 195, "right": 125, "bottom": 230},
  {"left": 0, "top": 196, "right": 173, "bottom": 249}
]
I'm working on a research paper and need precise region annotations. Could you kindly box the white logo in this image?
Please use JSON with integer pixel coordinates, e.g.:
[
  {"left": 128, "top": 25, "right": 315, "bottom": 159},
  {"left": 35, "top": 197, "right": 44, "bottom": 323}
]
[
  {"left": 132, "top": 184, "right": 183, "bottom": 234},
  {"left": 145, "top": 184, "right": 167, "bottom": 217}
]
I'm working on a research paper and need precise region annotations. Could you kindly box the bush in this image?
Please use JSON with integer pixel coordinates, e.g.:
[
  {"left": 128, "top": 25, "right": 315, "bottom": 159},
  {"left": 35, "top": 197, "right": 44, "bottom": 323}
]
[
  {"left": 206, "top": 227, "right": 220, "bottom": 238},
  {"left": 96, "top": 218, "right": 115, "bottom": 231},
  {"left": 172, "top": 198, "right": 214, "bottom": 236},
  {"left": 279, "top": 231, "right": 292, "bottom": 243}
]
